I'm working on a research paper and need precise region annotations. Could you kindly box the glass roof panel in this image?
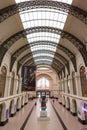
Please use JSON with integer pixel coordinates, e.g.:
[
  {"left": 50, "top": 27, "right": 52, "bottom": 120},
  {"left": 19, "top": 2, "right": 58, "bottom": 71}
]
[
  {"left": 31, "top": 45, "right": 56, "bottom": 51},
  {"left": 35, "top": 59, "right": 52, "bottom": 63},
  {"left": 36, "top": 61, "right": 52, "bottom": 65},
  {"left": 15, "top": 0, "right": 72, "bottom": 65},
  {"left": 15, "top": 0, "right": 72, "bottom": 5},
  {"left": 33, "top": 53, "right": 54, "bottom": 58},
  {"left": 27, "top": 32, "right": 60, "bottom": 44},
  {"left": 20, "top": 8, "right": 67, "bottom": 29}
]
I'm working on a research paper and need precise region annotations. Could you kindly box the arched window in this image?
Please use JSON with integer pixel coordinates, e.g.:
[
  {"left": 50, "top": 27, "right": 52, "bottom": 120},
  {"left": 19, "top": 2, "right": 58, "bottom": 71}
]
[
  {"left": 37, "top": 77, "right": 49, "bottom": 89},
  {"left": 80, "top": 66, "right": 87, "bottom": 97},
  {"left": 0, "top": 66, "right": 7, "bottom": 97}
]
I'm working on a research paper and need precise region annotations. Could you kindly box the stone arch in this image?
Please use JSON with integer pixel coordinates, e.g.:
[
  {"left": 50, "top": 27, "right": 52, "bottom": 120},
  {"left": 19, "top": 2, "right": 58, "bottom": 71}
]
[
  {"left": 0, "top": 66, "right": 7, "bottom": 97},
  {"left": 9, "top": 99, "right": 15, "bottom": 117},
  {"left": 10, "top": 71, "right": 15, "bottom": 96},
  {"left": 11, "top": 43, "right": 76, "bottom": 73}
]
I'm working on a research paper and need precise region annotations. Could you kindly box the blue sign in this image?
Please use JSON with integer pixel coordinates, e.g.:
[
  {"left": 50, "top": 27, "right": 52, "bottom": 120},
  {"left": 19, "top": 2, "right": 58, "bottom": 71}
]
[{"left": 6, "top": 109, "right": 9, "bottom": 119}]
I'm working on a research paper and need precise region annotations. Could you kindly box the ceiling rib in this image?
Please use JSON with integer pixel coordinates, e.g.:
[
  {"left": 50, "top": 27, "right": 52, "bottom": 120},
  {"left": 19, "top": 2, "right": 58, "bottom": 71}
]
[
  {"left": 0, "top": 27, "right": 86, "bottom": 68},
  {"left": 0, "top": 0, "right": 87, "bottom": 24}
]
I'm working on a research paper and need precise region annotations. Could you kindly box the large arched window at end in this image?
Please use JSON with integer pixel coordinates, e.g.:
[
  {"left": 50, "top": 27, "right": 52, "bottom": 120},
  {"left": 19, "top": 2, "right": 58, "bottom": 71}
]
[
  {"left": 37, "top": 77, "right": 49, "bottom": 90},
  {"left": 0, "top": 66, "right": 7, "bottom": 97},
  {"left": 80, "top": 66, "right": 87, "bottom": 97}
]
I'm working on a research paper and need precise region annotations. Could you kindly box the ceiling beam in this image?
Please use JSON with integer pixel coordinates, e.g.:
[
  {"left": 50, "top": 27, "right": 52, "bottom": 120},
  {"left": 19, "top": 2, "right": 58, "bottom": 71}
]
[
  {"left": 0, "top": 27, "right": 86, "bottom": 67},
  {"left": 0, "top": 0, "right": 87, "bottom": 24}
]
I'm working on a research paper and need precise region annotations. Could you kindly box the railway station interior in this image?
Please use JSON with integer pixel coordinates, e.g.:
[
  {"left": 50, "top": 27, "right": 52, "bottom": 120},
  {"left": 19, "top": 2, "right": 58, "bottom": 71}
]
[{"left": 0, "top": 0, "right": 87, "bottom": 130}]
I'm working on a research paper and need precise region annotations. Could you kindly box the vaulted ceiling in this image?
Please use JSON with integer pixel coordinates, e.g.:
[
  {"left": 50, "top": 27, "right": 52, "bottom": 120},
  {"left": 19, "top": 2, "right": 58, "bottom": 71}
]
[{"left": 0, "top": 0, "right": 87, "bottom": 76}]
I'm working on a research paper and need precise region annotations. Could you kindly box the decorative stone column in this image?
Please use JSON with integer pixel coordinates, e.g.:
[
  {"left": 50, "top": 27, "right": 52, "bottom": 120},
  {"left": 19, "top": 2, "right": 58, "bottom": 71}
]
[
  {"left": 58, "top": 79, "right": 62, "bottom": 103},
  {"left": 64, "top": 77, "right": 68, "bottom": 93},
  {"left": 68, "top": 75, "right": 73, "bottom": 94},
  {"left": 13, "top": 75, "right": 18, "bottom": 95},
  {"left": 0, "top": 106, "right": 9, "bottom": 126},
  {"left": 18, "top": 77, "right": 22, "bottom": 93},
  {"left": 57, "top": 80, "right": 60, "bottom": 97},
  {"left": 4, "top": 74, "right": 10, "bottom": 97},
  {"left": 75, "top": 72, "right": 82, "bottom": 96},
  {"left": 4, "top": 72, "right": 12, "bottom": 97},
  {"left": 61, "top": 79, "right": 64, "bottom": 92}
]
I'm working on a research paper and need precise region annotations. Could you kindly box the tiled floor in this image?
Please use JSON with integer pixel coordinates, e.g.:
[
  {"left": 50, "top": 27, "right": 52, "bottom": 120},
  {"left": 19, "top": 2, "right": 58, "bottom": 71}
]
[
  {"left": 25, "top": 99, "right": 63, "bottom": 130},
  {"left": 0, "top": 100, "right": 35, "bottom": 130},
  {"left": 53, "top": 99, "right": 87, "bottom": 130},
  {"left": 0, "top": 99, "right": 87, "bottom": 130}
]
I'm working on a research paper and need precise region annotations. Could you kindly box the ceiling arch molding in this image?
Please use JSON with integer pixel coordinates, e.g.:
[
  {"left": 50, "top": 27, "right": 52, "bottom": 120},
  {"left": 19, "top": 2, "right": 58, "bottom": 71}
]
[
  {"left": 0, "top": 0, "right": 87, "bottom": 24},
  {"left": 17, "top": 54, "right": 35, "bottom": 74},
  {"left": 17, "top": 53, "right": 65, "bottom": 74},
  {"left": 58, "top": 44, "right": 77, "bottom": 71},
  {"left": 51, "top": 63, "right": 65, "bottom": 76},
  {"left": 11, "top": 41, "right": 76, "bottom": 71},
  {"left": 53, "top": 53, "right": 70, "bottom": 74},
  {"left": 34, "top": 54, "right": 69, "bottom": 69},
  {"left": 12, "top": 44, "right": 30, "bottom": 58},
  {"left": 11, "top": 41, "right": 74, "bottom": 59},
  {"left": 18, "top": 54, "right": 34, "bottom": 65},
  {"left": 53, "top": 59, "right": 69, "bottom": 75},
  {"left": 18, "top": 53, "right": 64, "bottom": 70},
  {"left": 23, "top": 58, "right": 66, "bottom": 77},
  {"left": 22, "top": 58, "right": 60, "bottom": 73},
  {"left": 36, "top": 61, "right": 61, "bottom": 73},
  {"left": 11, "top": 46, "right": 69, "bottom": 66},
  {"left": 32, "top": 49, "right": 70, "bottom": 68},
  {"left": 0, "top": 27, "right": 86, "bottom": 67},
  {"left": 10, "top": 51, "right": 33, "bottom": 72},
  {"left": 23, "top": 59, "right": 60, "bottom": 74},
  {"left": 23, "top": 59, "right": 34, "bottom": 66},
  {"left": 11, "top": 49, "right": 70, "bottom": 74},
  {"left": 17, "top": 58, "right": 34, "bottom": 75},
  {"left": 10, "top": 49, "right": 56, "bottom": 70}
]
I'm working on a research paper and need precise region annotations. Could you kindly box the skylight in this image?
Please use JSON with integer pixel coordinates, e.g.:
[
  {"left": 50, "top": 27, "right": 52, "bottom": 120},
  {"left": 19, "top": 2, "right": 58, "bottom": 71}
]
[
  {"left": 15, "top": 0, "right": 72, "bottom": 5},
  {"left": 15, "top": 0, "right": 72, "bottom": 65},
  {"left": 33, "top": 53, "right": 54, "bottom": 58}
]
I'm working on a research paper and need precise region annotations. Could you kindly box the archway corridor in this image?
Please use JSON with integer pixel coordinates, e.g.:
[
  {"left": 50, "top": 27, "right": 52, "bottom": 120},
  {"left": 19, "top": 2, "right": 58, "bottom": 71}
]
[{"left": 0, "top": 0, "right": 87, "bottom": 129}]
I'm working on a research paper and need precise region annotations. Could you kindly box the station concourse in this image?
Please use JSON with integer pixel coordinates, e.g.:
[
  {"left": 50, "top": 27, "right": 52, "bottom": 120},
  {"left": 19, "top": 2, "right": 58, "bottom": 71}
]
[{"left": 0, "top": 0, "right": 87, "bottom": 130}]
